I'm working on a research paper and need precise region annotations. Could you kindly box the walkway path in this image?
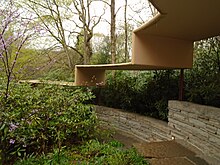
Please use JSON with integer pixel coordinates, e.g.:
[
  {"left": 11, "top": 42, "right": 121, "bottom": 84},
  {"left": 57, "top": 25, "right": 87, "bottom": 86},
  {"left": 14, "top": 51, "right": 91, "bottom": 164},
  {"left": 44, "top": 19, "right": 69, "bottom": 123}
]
[{"left": 112, "top": 130, "right": 209, "bottom": 165}]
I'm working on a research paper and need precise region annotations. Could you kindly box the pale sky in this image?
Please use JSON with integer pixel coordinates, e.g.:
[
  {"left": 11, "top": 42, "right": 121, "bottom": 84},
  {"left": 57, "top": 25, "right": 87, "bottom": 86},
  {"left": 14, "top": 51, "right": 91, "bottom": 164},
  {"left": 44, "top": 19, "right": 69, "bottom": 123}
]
[
  {"left": 93, "top": 0, "right": 152, "bottom": 35},
  {"left": 29, "top": 0, "right": 153, "bottom": 49}
]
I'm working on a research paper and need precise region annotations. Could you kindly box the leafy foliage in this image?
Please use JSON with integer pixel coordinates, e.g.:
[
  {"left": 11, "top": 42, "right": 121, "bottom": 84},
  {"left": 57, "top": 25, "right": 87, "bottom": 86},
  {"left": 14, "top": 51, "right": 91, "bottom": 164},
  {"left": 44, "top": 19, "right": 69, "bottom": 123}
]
[
  {"left": 15, "top": 148, "right": 71, "bottom": 165},
  {"left": 15, "top": 140, "right": 148, "bottom": 165},
  {"left": 74, "top": 140, "right": 148, "bottom": 165},
  {"left": 94, "top": 70, "right": 179, "bottom": 121},
  {"left": 91, "top": 35, "right": 111, "bottom": 64},
  {"left": 185, "top": 38, "right": 220, "bottom": 107},
  {"left": 0, "top": 81, "right": 97, "bottom": 164}
]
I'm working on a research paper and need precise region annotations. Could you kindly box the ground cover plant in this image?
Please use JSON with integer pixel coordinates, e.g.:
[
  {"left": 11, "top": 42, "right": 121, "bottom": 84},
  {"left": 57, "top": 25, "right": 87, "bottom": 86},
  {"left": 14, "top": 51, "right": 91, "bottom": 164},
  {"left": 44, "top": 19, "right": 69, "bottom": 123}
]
[{"left": 15, "top": 140, "right": 148, "bottom": 165}]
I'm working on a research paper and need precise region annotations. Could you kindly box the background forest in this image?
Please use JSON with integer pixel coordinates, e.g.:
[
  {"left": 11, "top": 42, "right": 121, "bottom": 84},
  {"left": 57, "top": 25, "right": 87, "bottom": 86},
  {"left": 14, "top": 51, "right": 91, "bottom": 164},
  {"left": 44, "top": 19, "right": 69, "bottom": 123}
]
[
  {"left": 0, "top": 0, "right": 152, "bottom": 81},
  {"left": 0, "top": 0, "right": 219, "bottom": 120}
]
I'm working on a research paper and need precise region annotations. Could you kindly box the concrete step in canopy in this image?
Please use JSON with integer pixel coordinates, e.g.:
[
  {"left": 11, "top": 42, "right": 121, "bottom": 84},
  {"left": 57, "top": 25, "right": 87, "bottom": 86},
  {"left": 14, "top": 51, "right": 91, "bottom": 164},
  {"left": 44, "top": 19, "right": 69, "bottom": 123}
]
[{"left": 75, "top": 0, "right": 220, "bottom": 86}]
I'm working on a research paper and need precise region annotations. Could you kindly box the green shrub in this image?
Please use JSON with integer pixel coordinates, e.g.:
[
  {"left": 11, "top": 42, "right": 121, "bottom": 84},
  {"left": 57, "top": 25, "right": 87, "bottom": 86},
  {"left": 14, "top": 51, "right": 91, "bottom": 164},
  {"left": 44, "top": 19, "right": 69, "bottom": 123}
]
[
  {"left": 185, "top": 38, "right": 220, "bottom": 107},
  {"left": 94, "top": 70, "right": 179, "bottom": 121},
  {"left": 0, "top": 82, "right": 97, "bottom": 164},
  {"left": 16, "top": 140, "right": 148, "bottom": 165},
  {"left": 76, "top": 140, "right": 148, "bottom": 165},
  {"left": 15, "top": 147, "right": 71, "bottom": 165}
]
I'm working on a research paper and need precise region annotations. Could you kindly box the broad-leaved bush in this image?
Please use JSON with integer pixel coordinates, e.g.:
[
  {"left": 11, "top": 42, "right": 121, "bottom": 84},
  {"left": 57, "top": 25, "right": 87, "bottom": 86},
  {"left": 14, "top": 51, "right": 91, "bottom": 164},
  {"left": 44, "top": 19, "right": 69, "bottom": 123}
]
[{"left": 0, "top": 81, "right": 97, "bottom": 164}]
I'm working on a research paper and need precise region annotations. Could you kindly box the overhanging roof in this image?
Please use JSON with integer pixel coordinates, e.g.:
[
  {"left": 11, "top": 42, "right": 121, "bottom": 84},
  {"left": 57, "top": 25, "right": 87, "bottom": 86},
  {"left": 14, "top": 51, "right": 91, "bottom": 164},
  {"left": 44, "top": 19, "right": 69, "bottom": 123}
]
[
  {"left": 136, "top": 0, "right": 220, "bottom": 40},
  {"left": 75, "top": 0, "right": 220, "bottom": 86}
]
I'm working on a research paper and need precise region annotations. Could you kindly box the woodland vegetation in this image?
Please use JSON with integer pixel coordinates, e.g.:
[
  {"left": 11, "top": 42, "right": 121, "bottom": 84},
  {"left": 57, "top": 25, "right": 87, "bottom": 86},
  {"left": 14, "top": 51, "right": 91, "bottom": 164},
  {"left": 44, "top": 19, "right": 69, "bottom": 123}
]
[
  {"left": 0, "top": 0, "right": 219, "bottom": 164},
  {"left": 0, "top": 0, "right": 150, "bottom": 164}
]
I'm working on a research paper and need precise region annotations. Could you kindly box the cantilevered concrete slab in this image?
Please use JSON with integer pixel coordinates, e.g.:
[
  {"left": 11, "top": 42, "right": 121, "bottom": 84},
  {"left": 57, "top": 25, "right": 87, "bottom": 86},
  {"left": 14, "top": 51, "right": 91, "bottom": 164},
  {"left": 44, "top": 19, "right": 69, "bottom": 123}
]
[
  {"left": 136, "top": 0, "right": 220, "bottom": 40},
  {"left": 75, "top": 0, "right": 220, "bottom": 86},
  {"left": 75, "top": 63, "right": 174, "bottom": 86}
]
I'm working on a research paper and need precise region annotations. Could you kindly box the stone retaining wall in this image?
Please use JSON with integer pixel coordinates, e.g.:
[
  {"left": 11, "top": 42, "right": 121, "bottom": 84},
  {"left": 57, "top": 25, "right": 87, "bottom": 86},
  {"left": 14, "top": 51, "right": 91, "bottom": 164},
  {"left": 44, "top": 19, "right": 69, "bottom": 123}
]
[
  {"left": 168, "top": 100, "right": 220, "bottom": 161},
  {"left": 95, "top": 106, "right": 171, "bottom": 142},
  {"left": 95, "top": 101, "right": 220, "bottom": 162}
]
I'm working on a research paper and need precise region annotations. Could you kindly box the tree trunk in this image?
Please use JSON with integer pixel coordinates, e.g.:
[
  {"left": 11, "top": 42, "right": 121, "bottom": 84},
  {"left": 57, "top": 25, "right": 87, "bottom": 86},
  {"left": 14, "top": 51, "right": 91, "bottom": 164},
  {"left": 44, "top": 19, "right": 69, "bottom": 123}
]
[
  {"left": 111, "top": 0, "right": 116, "bottom": 64},
  {"left": 83, "top": 28, "right": 88, "bottom": 64},
  {"left": 83, "top": 28, "right": 93, "bottom": 65},
  {"left": 124, "top": 0, "right": 128, "bottom": 62},
  {"left": 63, "top": 43, "right": 74, "bottom": 69}
]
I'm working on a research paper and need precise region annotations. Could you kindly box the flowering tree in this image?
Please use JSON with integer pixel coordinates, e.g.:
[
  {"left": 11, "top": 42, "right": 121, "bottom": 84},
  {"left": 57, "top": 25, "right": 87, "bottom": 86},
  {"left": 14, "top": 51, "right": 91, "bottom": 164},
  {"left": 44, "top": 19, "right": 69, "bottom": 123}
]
[
  {"left": 0, "top": 2, "right": 37, "bottom": 163},
  {"left": 0, "top": 0, "right": 35, "bottom": 100}
]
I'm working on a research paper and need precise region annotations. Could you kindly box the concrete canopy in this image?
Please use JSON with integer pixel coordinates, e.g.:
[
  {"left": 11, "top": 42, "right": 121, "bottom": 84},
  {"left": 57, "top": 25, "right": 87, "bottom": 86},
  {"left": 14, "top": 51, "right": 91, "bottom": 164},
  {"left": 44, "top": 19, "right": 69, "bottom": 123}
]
[
  {"left": 75, "top": 0, "right": 220, "bottom": 86},
  {"left": 139, "top": 0, "right": 220, "bottom": 41}
]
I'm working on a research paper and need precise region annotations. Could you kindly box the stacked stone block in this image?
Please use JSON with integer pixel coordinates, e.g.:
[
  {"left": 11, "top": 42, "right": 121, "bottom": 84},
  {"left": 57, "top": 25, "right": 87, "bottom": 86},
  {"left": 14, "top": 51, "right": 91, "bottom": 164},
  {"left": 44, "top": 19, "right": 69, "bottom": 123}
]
[
  {"left": 95, "top": 102, "right": 220, "bottom": 162},
  {"left": 95, "top": 106, "right": 171, "bottom": 142},
  {"left": 168, "top": 101, "right": 220, "bottom": 161}
]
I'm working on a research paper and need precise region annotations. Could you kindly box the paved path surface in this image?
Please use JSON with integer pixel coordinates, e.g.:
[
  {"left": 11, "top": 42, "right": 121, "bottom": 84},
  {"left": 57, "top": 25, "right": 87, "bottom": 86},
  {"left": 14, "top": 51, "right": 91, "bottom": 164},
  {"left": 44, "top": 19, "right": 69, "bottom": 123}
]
[{"left": 112, "top": 131, "right": 209, "bottom": 165}]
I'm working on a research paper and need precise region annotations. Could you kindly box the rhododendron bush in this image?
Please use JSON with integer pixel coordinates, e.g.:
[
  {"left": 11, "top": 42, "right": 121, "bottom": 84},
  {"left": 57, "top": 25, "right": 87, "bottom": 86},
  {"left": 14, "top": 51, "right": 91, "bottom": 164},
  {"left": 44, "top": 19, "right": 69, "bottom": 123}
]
[{"left": 0, "top": 82, "right": 97, "bottom": 164}]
